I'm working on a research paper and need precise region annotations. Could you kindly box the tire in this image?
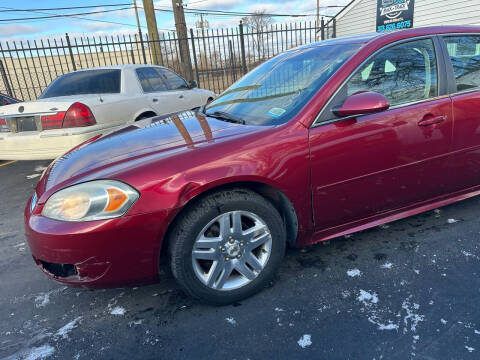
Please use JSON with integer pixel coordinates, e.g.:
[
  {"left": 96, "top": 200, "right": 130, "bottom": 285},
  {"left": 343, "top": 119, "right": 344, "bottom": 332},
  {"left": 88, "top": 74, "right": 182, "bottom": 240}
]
[{"left": 168, "top": 188, "right": 286, "bottom": 305}]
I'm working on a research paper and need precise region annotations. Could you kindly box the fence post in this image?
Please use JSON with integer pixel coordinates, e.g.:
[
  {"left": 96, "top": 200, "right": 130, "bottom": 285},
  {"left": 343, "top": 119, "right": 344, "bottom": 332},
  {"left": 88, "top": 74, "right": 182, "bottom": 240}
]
[
  {"left": 333, "top": 18, "right": 337, "bottom": 38},
  {"left": 190, "top": 28, "right": 200, "bottom": 86},
  {"left": 139, "top": 32, "right": 147, "bottom": 64},
  {"left": 228, "top": 40, "right": 236, "bottom": 82},
  {"left": 0, "top": 60, "right": 13, "bottom": 97},
  {"left": 321, "top": 18, "right": 325, "bottom": 41},
  {"left": 65, "top": 33, "right": 77, "bottom": 71},
  {"left": 239, "top": 21, "right": 247, "bottom": 75}
]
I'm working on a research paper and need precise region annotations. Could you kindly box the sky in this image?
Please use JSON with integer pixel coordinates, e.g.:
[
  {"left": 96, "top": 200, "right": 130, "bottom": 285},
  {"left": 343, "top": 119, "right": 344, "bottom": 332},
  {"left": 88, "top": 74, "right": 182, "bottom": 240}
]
[{"left": 0, "top": 0, "right": 350, "bottom": 41}]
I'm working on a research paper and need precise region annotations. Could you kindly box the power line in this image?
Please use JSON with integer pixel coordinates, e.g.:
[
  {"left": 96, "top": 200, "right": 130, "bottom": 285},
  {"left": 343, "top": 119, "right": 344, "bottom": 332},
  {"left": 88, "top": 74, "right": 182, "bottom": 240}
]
[
  {"left": 153, "top": 6, "right": 317, "bottom": 18},
  {"left": 0, "top": 7, "right": 135, "bottom": 22},
  {"left": 0, "top": 6, "right": 146, "bottom": 30},
  {"left": 0, "top": 4, "right": 133, "bottom": 13}
]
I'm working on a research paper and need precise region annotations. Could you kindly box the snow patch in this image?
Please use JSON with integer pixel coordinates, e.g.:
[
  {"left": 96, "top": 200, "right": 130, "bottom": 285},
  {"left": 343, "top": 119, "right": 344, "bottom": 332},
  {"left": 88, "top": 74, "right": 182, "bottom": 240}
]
[
  {"left": 414, "top": 269, "right": 420, "bottom": 275},
  {"left": 225, "top": 317, "right": 237, "bottom": 325},
  {"left": 34, "top": 288, "right": 66, "bottom": 308},
  {"left": 297, "top": 334, "right": 312, "bottom": 348},
  {"left": 55, "top": 317, "right": 82, "bottom": 339},
  {"left": 26, "top": 173, "right": 41, "bottom": 179},
  {"left": 110, "top": 306, "right": 126, "bottom": 315},
  {"left": 466, "top": 346, "right": 475, "bottom": 353},
  {"left": 347, "top": 269, "right": 361, "bottom": 277},
  {"left": 475, "top": 330, "right": 480, "bottom": 335},
  {"left": 402, "top": 298, "right": 424, "bottom": 333},
  {"left": 440, "top": 319, "right": 447, "bottom": 325},
  {"left": 21, "top": 344, "right": 55, "bottom": 360},
  {"left": 34, "top": 165, "right": 48, "bottom": 172},
  {"left": 274, "top": 307, "right": 285, "bottom": 312},
  {"left": 447, "top": 218, "right": 458, "bottom": 224},
  {"left": 381, "top": 262, "right": 393, "bottom": 269},
  {"left": 368, "top": 317, "right": 398, "bottom": 331},
  {"left": 357, "top": 290, "right": 379, "bottom": 305}
]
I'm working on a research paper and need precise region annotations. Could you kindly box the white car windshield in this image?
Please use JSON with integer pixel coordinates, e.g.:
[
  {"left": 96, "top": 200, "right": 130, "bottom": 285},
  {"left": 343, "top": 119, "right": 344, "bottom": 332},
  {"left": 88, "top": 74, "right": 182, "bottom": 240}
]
[{"left": 40, "top": 69, "right": 121, "bottom": 99}]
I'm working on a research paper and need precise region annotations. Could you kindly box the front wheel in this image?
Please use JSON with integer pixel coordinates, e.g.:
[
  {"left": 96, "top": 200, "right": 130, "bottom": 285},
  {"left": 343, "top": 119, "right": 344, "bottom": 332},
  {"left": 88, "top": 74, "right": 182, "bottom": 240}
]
[{"left": 168, "top": 189, "right": 286, "bottom": 305}]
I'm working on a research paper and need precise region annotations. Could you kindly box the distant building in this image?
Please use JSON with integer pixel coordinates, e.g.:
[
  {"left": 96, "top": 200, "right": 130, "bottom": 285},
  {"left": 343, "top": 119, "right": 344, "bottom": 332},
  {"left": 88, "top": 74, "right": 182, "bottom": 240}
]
[{"left": 331, "top": 0, "right": 480, "bottom": 37}]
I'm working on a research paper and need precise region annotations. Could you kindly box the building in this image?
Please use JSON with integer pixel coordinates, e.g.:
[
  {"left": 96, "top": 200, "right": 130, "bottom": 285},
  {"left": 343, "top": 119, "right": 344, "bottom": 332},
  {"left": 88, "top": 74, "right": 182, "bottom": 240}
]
[{"left": 332, "top": 0, "right": 480, "bottom": 38}]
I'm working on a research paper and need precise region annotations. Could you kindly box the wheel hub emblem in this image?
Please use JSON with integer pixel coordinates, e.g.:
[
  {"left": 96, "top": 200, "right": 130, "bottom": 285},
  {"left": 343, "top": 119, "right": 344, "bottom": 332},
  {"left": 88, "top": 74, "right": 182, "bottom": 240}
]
[{"left": 225, "top": 241, "right": 241, "bottom": 257}]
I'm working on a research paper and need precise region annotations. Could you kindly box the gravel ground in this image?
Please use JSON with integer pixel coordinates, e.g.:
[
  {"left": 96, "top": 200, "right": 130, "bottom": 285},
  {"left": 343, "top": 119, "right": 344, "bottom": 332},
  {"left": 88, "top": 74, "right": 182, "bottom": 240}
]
[{"left": 1, "top": 160, "right": 480, "bottom": 360}]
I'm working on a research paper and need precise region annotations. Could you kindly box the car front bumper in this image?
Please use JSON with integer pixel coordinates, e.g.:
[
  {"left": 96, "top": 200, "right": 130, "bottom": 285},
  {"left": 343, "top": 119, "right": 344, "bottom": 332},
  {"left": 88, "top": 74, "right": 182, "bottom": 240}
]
[
  {"left": 24, "top": 196, "right": 173, "bottom": 288},
  {"left": 0, "top": 124, "right": 122, "bottom": 160}
]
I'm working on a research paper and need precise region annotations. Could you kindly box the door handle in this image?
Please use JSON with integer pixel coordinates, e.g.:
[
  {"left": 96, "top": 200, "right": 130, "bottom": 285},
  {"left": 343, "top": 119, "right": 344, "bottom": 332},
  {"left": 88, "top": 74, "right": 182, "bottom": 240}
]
[
  {"left": 418, "top": 115, "right": 446, "bottom": 127},
  {"left": 152, "top": 98, "right": 158, "bottom": 103}
]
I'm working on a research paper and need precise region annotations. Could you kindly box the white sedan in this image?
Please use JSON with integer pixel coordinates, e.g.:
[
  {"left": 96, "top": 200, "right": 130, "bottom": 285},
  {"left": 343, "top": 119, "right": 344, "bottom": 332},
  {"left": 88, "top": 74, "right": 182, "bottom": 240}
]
[{"left": 0, "top": 65, "right": 215, "bottom": 160}]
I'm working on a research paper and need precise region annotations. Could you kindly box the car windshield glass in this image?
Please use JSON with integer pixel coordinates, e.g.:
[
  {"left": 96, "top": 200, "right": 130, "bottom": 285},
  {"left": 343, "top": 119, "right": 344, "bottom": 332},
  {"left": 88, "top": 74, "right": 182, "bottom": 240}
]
[
  {"left": 40, "top": 69, "right": 121, "bottom": 99},
  {"left": 205, "top": 43, "right": 361, "bottom": 126}
]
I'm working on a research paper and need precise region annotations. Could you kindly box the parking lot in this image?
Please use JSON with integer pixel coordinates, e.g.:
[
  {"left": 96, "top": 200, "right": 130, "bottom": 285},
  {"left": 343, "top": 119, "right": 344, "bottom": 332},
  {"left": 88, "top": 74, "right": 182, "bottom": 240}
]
[{"left": 1, "top": 159, "right": 480, "bottom": 360}]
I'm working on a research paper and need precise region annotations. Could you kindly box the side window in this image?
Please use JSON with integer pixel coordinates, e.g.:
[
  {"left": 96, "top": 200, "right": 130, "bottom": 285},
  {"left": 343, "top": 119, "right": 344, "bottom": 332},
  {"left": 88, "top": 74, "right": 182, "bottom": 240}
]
[
  {"left": 346, "top": 39, "right": 438, "bottom": 107},
  {"left": 136, "top": 67, "right": 168, "bottom": 93},
  {"left": 443, "top": 35, "right": 480, "bottom": 92},
  {"left": 157, "top": 69, "right": 188, "bottom": 90}
]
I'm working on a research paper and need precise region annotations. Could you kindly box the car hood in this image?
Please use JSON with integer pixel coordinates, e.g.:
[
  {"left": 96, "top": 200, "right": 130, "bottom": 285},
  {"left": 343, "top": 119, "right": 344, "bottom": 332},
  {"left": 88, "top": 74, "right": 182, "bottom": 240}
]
[{"left": 38, "top": 111, "right": 263, "bottom": 195}]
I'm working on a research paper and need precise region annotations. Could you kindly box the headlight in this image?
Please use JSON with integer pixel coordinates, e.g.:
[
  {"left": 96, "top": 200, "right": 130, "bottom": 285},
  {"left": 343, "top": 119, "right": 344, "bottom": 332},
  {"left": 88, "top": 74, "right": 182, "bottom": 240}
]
[{"left": 42, "top": 180, "right": 139, "bottom": 222}]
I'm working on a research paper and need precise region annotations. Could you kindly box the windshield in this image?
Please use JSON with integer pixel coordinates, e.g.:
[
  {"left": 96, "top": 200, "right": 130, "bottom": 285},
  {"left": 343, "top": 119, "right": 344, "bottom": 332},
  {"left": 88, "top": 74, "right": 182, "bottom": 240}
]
[
  {"left": 40, "top": 69, "right": 121, "bottom": 99},
  {"left": 205, "top": 43, "right": 361, "bottom": 126}
]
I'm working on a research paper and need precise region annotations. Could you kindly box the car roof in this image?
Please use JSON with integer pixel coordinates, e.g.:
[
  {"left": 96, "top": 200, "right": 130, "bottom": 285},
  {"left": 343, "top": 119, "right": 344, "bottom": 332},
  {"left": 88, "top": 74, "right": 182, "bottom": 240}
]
[
  {"left": 300, "top": 25, "right": 480, "bottom": 50},
  {"left": 66, "top": 64, "right": 168, "bottom": 73}
]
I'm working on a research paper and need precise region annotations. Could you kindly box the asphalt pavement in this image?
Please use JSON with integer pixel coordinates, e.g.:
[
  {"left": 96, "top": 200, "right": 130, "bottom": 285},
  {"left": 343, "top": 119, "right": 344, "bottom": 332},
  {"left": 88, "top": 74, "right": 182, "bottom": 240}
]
[{"left": 1, "top": 160, "right": 480, "bottom": 360}]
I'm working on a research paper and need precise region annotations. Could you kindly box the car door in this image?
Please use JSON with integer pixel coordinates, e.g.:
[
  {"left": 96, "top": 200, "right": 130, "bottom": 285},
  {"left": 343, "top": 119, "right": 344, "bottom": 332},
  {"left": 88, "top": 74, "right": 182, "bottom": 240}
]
[
  {"left": 157, "top": 68, "right": 198, "bottom": 109},
  {"left": 440, "top": 34, "right": 480, "bottom": 191},
  {"left": 135, "top": 67, "right": 182, "bottom": 116},
  {"left": 309, "top": 37, "right": 454, "bottom": 229}
]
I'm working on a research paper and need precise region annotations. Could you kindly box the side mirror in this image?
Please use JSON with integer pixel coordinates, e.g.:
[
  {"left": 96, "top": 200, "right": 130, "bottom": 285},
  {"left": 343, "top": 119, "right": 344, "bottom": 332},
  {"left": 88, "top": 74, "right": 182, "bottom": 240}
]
[
  {"left": 333, "top": 91, "right": 390, "bottom": 117},
  {"left": 189, "top": 80, "right": 198, "bottom": 89}
]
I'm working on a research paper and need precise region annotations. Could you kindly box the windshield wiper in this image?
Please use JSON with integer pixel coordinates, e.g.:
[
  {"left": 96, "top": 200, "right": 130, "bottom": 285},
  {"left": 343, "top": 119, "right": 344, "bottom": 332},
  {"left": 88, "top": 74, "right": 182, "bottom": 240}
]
[{"left": 205, "top": 110, "right": 246, "bottom": 125}]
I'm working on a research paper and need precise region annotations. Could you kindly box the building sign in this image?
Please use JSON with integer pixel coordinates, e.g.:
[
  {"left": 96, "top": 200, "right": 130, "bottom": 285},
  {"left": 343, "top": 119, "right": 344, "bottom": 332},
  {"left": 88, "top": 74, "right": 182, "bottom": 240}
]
[{"left": 377, "top": 0, "right": 415, "bottom": 32}]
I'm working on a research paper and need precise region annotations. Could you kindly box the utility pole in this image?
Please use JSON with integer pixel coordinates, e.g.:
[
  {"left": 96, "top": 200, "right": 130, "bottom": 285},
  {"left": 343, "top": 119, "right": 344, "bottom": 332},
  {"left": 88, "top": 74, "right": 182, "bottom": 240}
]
[
  {"left": 195, "top": 13, "right": 208, "bottom": 58},
  {"left": 133, "top": 0, "right": 147, "bottom": 64},
  {"left": 316, "top": 0, "right": 320, "bottom": 41},
  {"left": 142, "top": 0, "right": 162, "bottom": 65},
  {"left": 172, "top": 0, "right": 193, "bottom": 82}
]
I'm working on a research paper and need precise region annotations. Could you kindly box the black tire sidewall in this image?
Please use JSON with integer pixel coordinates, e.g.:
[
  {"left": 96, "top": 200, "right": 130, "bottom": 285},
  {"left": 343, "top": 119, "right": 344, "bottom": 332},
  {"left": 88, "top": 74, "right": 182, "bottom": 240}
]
[{"left": 170, "top": 190, "right": 286, "bottom": 305}]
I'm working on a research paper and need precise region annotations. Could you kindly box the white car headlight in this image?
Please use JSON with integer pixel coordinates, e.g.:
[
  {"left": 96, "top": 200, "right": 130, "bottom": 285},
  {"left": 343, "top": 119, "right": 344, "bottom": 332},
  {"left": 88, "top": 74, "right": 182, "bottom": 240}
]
[{"left": 42, "top": 180, "right": 139, "bottom": 222}]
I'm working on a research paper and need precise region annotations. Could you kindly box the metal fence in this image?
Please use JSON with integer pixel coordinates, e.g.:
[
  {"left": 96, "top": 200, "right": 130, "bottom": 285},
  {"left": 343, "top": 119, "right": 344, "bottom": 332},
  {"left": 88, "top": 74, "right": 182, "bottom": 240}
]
[{"left": 0, "top": 19, "right": 337, "bottom": 101}]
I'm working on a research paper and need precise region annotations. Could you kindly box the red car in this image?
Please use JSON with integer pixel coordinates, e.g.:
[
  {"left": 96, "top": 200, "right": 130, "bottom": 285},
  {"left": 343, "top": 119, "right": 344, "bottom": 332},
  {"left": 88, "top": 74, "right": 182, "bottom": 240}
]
[{"left": 25, "top": 26, "right": 480, "bottom": 304}]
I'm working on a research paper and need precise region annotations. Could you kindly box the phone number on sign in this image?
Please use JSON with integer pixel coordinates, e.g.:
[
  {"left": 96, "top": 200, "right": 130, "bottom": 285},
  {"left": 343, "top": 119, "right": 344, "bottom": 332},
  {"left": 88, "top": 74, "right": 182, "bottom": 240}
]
[{"left": 378, "top": 20, "right": 412, "bottom": 32}]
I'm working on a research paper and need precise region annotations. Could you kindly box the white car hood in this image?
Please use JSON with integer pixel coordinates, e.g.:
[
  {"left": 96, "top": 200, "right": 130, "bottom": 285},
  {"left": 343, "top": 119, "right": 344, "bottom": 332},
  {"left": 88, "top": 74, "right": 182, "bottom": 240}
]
[{"left": 0, "top": 94, "right": 109, "bottom": 116}]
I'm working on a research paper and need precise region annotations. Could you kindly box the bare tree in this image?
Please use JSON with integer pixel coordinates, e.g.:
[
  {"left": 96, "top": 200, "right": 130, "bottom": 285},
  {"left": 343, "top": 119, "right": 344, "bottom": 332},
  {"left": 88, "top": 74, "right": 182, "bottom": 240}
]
[{"left": 241, "top": 10, "right": 272, "bottom": 59}]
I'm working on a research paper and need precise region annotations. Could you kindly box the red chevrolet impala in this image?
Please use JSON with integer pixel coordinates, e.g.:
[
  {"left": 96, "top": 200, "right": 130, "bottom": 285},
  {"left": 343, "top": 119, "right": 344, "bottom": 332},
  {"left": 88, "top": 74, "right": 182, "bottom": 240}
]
[{"left": 25, "top": 26, "right": 480, "bottom": 304}]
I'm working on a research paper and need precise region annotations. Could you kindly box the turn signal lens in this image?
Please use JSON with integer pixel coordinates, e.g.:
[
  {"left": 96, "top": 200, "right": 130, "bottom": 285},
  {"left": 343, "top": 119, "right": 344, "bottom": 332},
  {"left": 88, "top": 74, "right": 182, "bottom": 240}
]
[
  {"left": 105, "top": 188, "right": 128, "bottom": 212},
  {"left": 42, "top": 180, "right": 139, "bottom": 222}
]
